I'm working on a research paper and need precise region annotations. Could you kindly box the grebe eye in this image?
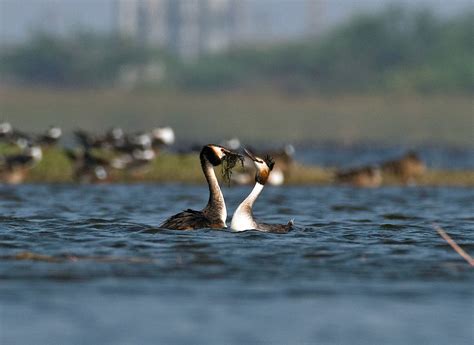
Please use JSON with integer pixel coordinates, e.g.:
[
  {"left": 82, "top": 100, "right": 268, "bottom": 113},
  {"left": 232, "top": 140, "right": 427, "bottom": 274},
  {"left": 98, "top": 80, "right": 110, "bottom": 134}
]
[{"left": 221, "top": 149, "right": 225, "bottom": 152}]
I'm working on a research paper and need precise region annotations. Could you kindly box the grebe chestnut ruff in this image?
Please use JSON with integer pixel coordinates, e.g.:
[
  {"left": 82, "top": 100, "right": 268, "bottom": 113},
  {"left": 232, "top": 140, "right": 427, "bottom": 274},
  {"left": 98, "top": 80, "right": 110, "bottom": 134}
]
[
  {"left": 231, "top": 149, "right": 293, "bottom": 233},
  {"left": 160, "top": 144, "right": 243, "bottom": 230}
]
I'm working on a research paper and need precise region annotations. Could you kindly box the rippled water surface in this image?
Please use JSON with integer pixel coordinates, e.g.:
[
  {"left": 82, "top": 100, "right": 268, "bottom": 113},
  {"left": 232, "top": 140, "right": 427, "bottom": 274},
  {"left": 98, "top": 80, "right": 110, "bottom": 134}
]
[{"left": 1, "top": 184, "right": 473, "bottom": 345}]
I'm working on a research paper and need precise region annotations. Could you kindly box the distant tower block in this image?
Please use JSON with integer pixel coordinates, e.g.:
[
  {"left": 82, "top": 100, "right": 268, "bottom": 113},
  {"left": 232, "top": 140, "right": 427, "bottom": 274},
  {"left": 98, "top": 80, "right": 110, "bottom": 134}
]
[
  {"left": 115, "top": 0, "right": 325, "bottom": 60},
  {"left": 203, "top": 0, "right": 235, "bottom": 54},
  {"left": 116, "top": 0, "right": 140, "bottom": 38},
  {"left": 228, "top": 0, "right": 248, "bottom": 44},
  {"left": 116, "top": 0, "right": 168, "bottom": 46},
  {"left": 146, "top": 0, "right": 169, "bottom": 46},
  {"left": 176, "top": 0, "right": 202, "bottom": 60},
  {"left": 306, "top": 0, "right": 325, "bottom": 36}
]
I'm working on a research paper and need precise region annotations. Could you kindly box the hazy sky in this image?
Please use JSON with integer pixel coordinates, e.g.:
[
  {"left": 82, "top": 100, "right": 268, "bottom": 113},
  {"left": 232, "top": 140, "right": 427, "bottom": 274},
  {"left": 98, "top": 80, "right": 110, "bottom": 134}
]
[{"left": 1, "top": 0, "right": 472, "bottom": 44}]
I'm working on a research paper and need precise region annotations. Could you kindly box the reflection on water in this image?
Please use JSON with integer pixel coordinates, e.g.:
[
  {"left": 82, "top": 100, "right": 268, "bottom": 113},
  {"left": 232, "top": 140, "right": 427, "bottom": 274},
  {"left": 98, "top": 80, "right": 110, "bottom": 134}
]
[{"left": 0, "top": 184, "right": 473, "bottom": 345}]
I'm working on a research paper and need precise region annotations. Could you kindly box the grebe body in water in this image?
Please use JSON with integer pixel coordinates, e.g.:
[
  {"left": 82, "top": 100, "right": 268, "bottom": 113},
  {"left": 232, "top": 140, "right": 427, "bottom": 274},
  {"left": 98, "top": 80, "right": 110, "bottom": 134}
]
[
  {"left": 160, "top": 144, "right": 241, "bottom": 230},
  {"left": 231, "top": 149, "right": 293, "bottom": 233}
]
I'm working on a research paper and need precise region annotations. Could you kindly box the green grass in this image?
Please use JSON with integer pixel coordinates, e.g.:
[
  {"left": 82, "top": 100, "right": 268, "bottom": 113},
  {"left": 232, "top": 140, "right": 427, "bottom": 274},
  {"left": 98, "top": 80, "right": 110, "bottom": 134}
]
[{"left": 27, "top": 148, "right": 74, "bottom": 183}]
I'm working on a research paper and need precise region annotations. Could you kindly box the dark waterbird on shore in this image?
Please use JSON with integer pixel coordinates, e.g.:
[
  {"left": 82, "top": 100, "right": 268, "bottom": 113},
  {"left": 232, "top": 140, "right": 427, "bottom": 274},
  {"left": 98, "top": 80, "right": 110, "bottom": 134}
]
[
  {"left": 381, "top": 151, "right": 426, "bottom": 184},
  {"left": 111, "top": 148, "right": 156, "bottom": 175},
  {"left": 0, "top": 145, "right": 43, "bottom": 184},
  {"left": 160, "top": 144, "right": 243, "bottom": 230},
  {"left": 0, "top": 122, "right": 31, "bottom": 149},
  {"left": 231, "top": 149, "right": 293, "bottom": 233},
  {"left": 65, "top": 149, "right": 111, "bottom": 183},
  {"left": 335, "top": 165, "right": 382, "bottom": 188},
  {"left": 36, "top": 126, "right": 62, "bottom": 147}
]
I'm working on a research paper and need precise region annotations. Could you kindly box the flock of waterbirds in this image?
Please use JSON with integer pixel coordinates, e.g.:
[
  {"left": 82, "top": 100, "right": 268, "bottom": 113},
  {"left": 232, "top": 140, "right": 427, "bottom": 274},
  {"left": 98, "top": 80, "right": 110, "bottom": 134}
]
[
  {"left": 0, "top": 122, "right": 297, "bottom": 185},
  {"left": 0, "top": 122, "right": 428, "bottom": 187},
  {"left": 0, "top": 122, "right": 176, "bottom": 183}
]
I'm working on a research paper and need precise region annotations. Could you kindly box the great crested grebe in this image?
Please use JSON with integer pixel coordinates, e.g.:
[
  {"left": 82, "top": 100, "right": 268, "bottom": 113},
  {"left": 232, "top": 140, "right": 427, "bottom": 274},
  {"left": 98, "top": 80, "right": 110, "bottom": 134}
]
[
  {"left": 160, "top": 144, "right": 242, "bottom": 230},
  {"left": 231, "top": 149, "right": 293, "bottom": 233}
]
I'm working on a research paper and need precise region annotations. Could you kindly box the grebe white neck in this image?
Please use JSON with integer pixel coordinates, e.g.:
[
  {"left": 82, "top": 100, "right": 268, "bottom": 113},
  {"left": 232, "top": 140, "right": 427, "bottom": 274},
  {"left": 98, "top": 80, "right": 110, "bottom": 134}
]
[{"left": 231, "top": 182, "right": 264, "bottom": 231}]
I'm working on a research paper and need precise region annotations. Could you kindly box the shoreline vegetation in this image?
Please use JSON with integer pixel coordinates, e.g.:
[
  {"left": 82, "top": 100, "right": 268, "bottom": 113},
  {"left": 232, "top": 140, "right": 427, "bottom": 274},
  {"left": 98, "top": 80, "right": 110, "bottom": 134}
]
[{"left": 20, "top": 150, "right": 474, "bottom": 186}]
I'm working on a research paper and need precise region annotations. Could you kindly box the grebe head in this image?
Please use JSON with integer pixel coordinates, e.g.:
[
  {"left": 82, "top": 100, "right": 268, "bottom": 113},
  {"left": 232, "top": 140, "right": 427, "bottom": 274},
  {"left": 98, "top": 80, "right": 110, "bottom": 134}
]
[
  {"left": 244, "top": 149, "right": 275, "bottom": 185},
  {"left": 202, "top": 144, "right": 242, "bottom": 166}
]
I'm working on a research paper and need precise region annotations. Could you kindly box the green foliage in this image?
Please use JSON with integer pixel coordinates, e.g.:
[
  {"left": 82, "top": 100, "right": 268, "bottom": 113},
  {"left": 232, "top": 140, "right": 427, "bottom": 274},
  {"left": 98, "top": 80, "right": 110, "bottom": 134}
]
[
  {"left": 175, "top": 8, "right": 474, "bottom": 93},
  {"left": 0, "top": 32, "right": 158, "bottom": 87}
]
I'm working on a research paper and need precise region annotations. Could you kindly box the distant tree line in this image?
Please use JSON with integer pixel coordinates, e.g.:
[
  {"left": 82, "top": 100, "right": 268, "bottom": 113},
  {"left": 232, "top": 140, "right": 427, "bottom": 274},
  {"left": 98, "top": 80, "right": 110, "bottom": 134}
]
[
  {"left": 0, "top": 32, "right": 164, "bottom": 87},
  {"left": 1, "top": 7, "right": 472, "bottom": 93}
]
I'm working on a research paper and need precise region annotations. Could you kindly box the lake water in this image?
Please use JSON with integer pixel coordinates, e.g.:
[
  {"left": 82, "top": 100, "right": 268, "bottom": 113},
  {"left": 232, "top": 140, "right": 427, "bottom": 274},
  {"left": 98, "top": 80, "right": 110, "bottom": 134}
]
[
  {"left": 0, "top": 184, "right": 473, "bottom": 345},
  {"left": 294, "top": 144, "right": 474, "bottom": 169}
]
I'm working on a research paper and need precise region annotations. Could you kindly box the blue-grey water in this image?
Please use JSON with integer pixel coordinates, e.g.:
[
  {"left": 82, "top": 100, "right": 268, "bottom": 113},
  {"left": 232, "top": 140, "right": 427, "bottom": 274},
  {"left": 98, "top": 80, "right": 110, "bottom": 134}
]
[
  {"left": 1, "top": 184, "right": 473, "bottom": 345},
  {"left": 295, "top": 144, "right": 474, "bottom": 169}
]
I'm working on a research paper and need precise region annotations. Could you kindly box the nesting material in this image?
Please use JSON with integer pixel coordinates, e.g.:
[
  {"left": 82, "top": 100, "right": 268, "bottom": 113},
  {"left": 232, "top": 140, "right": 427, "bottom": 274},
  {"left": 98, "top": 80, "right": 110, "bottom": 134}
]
[{"left": 221, "top": 152, "right": 244, "bottom": 185}]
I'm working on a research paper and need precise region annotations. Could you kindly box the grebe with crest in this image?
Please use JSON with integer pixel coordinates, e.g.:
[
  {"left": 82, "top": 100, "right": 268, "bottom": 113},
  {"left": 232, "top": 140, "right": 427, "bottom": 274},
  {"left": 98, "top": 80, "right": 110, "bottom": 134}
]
[
  {"left": 160, "top": 144, "right": 242, "bottom": 230},
  {"left": 231, "top": 149, "right": 293, "bottom": 233}
]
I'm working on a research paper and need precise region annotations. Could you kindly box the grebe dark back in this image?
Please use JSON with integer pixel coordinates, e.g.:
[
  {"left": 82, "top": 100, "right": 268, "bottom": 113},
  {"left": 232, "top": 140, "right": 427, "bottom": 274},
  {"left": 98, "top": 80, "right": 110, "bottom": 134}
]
[
  {"left": 160, "top": 144, "right": 242, "bottom": 230},
  {"left": 231, "top": 149, "right": 293, "bottom": 233}
]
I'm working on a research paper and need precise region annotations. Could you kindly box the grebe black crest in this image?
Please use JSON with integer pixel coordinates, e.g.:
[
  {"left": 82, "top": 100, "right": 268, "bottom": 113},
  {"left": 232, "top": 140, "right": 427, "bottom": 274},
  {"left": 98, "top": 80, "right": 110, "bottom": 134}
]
[
  {"left": 231, "top": 149, "right": 293, "bottom": 233},
  {"left": 160, "top": 144, "right": 243, "bottom": 230}
]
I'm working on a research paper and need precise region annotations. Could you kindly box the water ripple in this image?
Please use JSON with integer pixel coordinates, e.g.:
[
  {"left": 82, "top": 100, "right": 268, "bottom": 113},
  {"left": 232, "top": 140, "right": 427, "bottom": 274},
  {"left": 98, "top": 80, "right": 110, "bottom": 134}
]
[{"left": 0, "top": 185, "right": 473, "bottom": 345}]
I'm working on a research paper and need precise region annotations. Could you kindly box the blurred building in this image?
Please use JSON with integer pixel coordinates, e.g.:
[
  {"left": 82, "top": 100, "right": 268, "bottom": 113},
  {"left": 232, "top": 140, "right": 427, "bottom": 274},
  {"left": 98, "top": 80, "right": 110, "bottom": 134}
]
[
  {"left": 115, "top": 0, "right": 238, "bottom": 60},
  {"left": 1, "top": 0, "right": 471, "bottom": 53},
  {"left": 115, "top": 0, "right": 324, "bottom": 61}
]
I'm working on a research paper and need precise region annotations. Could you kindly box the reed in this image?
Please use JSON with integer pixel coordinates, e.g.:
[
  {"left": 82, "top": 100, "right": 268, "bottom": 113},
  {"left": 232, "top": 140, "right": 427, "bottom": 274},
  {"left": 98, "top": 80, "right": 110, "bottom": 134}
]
[{"left": 433, "top": 224, "right": 474, "bottom": 267}]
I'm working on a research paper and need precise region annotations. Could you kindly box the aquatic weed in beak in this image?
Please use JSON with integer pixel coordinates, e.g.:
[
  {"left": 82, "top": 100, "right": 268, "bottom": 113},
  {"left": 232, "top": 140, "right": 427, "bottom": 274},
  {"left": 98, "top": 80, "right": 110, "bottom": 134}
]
[{"left": 221, "top": 153, "right": 244, "bottom": 186}]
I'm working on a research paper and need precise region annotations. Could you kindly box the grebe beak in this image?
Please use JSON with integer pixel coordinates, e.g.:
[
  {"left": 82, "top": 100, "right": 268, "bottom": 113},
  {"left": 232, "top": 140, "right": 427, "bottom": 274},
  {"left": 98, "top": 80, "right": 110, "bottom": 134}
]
[
  {"left": 222, "top": 147, "right": 244, "bottom": 160},
  {"left": 244, "top": 148, "right": 259, "bottom": 162}
]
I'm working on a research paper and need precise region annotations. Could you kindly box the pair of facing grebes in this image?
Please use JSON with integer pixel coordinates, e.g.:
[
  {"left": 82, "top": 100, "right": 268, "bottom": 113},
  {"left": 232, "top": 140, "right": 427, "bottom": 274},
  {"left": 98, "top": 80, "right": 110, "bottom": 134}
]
[{"left": 160, "top": 144, "right": 293, "bottom": 233}]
